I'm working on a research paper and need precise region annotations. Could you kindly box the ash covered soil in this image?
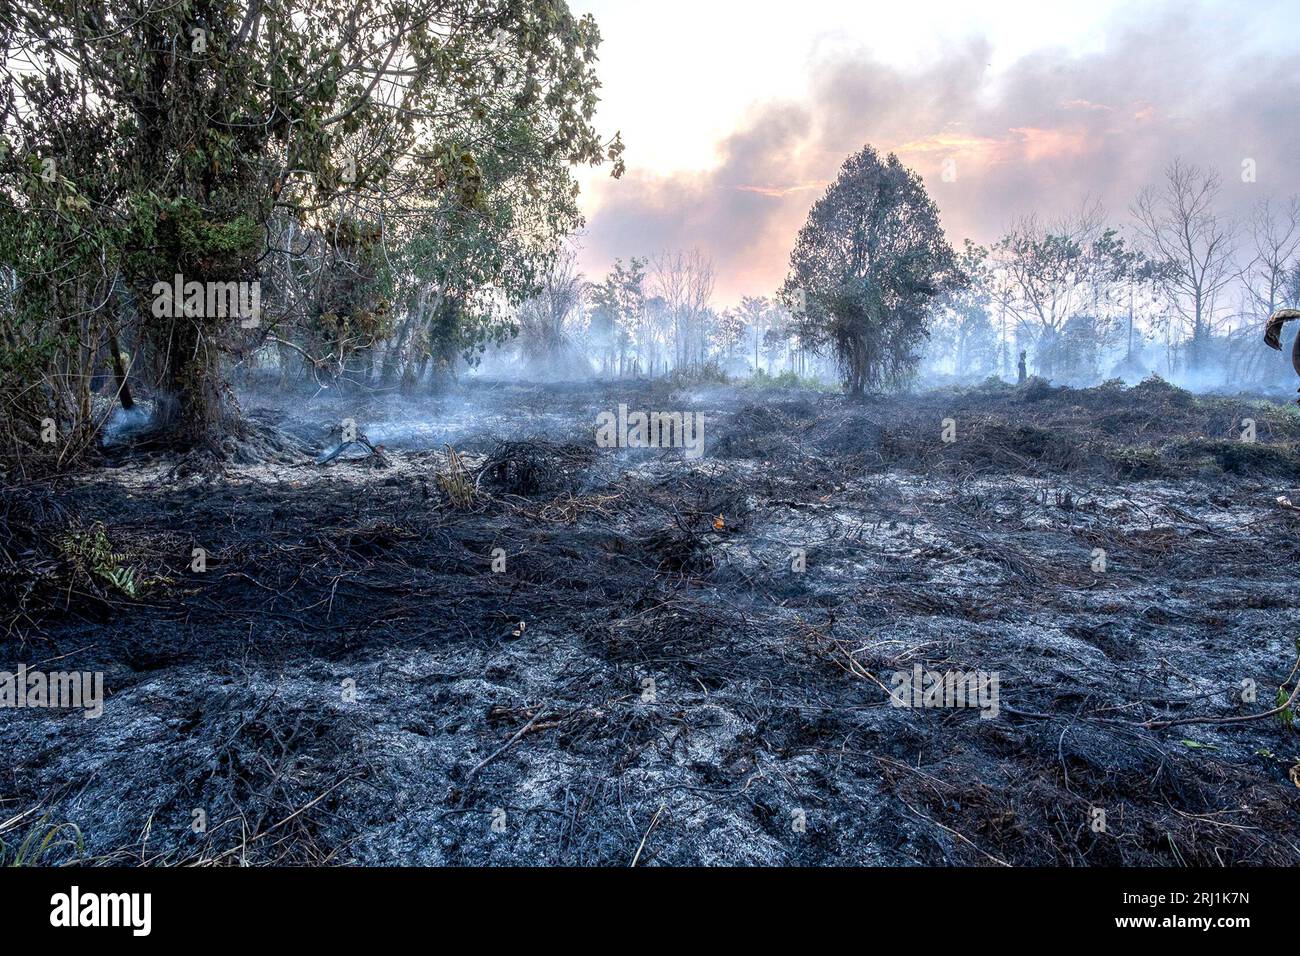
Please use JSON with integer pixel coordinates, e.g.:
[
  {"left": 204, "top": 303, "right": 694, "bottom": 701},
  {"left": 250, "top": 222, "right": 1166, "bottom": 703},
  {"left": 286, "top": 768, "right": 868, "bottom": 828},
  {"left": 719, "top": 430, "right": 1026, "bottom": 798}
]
[{"left": 4, "top": 375, "right": 1300, "bottom": 865}]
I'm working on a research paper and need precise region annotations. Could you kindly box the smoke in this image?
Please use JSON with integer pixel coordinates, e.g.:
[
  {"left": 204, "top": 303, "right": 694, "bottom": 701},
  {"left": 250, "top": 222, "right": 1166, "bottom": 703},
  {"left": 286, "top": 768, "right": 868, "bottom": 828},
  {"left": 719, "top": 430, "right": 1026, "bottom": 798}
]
[{"left": 578, "top": 4, "right": 1300, "bottom": 303}]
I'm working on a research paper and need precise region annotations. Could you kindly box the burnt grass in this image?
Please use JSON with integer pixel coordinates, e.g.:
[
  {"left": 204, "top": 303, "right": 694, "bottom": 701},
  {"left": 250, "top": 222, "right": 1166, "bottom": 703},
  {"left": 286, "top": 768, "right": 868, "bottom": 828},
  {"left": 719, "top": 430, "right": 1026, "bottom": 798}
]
[{"left": 3, "top": 375, "right": 1300, "bottom": 865}]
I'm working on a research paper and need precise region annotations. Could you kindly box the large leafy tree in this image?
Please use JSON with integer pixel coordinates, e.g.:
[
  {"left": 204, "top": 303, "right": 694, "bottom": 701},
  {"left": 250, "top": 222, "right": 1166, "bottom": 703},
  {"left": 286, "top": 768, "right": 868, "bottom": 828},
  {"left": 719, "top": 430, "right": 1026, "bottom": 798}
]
[
  {"left": 2, "top": 0, "right": 621, "bottom": 454},
  {"left": 780, "top": 146, "right": 959, "bottom": 394},
  {"left": 389, "top": 117, "right": 598, "bottom": 390}
]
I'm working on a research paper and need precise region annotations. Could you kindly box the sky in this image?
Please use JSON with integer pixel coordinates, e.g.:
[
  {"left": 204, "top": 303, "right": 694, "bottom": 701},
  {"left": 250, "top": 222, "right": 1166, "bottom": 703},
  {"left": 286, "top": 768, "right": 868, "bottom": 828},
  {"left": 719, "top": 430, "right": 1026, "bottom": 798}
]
[{"left": 568, "top": 0, "right": 1300, "bottom": 303}]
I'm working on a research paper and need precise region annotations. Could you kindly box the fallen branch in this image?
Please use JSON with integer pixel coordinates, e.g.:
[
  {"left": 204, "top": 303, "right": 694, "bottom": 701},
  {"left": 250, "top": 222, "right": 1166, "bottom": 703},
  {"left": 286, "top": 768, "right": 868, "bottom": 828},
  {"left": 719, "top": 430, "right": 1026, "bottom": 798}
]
[
  {"left": 1141, "top": 659, "right": 1300, "bottom": 730},
  {"left": 317, "top": 434, "right": 388, "bottom": 467},
  {"left": 630, "top": 804, "right": 666, "bottom": 867},
  {"left": 456, "top": 709, "right": 549, "bottom": 806}
]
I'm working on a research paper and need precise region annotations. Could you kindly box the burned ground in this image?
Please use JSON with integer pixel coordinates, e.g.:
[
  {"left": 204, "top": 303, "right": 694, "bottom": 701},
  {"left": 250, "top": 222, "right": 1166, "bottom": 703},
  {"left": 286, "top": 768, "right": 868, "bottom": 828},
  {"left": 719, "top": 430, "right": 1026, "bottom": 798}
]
[{"left": 3, "top": 376, "right": 1300, "bottom": 866}]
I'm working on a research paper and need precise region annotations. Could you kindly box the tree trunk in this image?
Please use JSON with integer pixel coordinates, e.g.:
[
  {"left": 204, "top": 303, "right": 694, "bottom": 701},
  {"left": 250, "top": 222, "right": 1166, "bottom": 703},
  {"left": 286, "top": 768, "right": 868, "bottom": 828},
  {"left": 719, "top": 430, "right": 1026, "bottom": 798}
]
[
  {"left": 151, "top": 320, "right": 240, "bottom": 450},
  {"left": 108, "top": 326, "right": 134, "bottom": 410}
]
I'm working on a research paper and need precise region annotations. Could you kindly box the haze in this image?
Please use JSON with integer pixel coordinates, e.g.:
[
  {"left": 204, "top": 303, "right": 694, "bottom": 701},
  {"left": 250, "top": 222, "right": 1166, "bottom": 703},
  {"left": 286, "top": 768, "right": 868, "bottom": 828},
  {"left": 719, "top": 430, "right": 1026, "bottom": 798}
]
[{"left": 573, "top": 0, "right": 1300, "bottom": 302}]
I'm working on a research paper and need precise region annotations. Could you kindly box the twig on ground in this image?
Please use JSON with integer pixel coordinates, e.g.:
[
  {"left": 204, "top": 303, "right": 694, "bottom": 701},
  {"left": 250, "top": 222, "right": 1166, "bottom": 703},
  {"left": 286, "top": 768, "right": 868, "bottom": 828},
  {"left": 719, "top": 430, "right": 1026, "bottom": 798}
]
[
  {"left": 630, "top": 804, "right": 666, "bottom": 867},
  {"left": 457, "top": 709, "right": 550, "bottom": 806}
]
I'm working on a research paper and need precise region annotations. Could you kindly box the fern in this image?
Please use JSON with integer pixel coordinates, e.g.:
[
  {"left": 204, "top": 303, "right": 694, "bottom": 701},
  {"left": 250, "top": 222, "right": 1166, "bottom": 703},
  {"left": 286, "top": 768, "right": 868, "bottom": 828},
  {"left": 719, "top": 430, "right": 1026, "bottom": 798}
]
[{"left": 58, "top": 523, "right": 144, "bottom": 597}]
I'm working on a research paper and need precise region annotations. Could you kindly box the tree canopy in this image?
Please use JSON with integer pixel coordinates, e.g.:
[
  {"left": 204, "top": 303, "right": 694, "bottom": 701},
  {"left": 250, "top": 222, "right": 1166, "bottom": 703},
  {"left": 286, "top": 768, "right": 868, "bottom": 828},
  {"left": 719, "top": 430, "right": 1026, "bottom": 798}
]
[
  {"left": 1, "top": 0, "right": 622, "bottom": 459},
  {"left": 780, "top": 145, "right": 959, "bottom": 394}
]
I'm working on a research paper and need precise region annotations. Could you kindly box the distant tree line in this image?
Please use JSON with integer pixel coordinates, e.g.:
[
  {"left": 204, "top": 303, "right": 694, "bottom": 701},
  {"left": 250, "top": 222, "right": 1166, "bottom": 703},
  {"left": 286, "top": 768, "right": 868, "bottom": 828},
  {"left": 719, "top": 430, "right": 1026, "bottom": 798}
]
[
  {"left": 923, "top": 163, "right": 1300, "bottom": 388},
  {"left": 520, "top": 150, "right": 1299, "bottom": 396}
]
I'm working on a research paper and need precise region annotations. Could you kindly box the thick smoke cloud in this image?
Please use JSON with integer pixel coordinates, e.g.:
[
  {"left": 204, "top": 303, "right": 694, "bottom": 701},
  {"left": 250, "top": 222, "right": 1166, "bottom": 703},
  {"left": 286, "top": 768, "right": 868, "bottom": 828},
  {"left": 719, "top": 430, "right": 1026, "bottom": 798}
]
[{"left": 577, "top": 8, "right": 1300, "bottom": 302}]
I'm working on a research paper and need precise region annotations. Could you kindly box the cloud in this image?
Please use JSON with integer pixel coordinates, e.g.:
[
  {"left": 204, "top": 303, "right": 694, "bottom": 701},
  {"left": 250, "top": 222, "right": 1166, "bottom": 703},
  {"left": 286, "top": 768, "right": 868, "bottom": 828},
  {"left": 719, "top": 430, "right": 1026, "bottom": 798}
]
[{"left": 577, "top": 6, "right": 1300, "bottom": 303}]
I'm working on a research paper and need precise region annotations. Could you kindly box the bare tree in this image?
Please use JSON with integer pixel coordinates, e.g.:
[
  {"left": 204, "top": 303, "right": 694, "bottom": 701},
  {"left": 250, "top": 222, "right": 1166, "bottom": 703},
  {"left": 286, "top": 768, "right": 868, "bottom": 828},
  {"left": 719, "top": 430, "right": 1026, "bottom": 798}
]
[
  {"left": 518, "top": 247, "right": 583, "bottom": 365},
  {"left": 651, "top": 249, "right": 715, "bottom": 371},
  {"left": 1240, "top": 197, "right": 1300, "bottom": 317},
  {"left": 1131, "top": 160, "right": 1237, "bottom": 368}
]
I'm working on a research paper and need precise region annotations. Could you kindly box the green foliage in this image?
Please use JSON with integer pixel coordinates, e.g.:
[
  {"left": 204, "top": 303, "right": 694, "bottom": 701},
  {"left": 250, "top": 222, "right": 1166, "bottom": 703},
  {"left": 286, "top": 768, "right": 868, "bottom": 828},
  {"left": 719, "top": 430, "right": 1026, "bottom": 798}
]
[
  {"left": 2, "top": 0, "right": 622, "bottom": 441},
  {"left": 1278, "top": 682, "right": 1296, "bottom": 730},
  {"left": 781, "top": 145, "right": 960, "bottom": 394},
  {"left": 58, "top": 524, "right": 142, "bottom": 598},
  {"left": 666, "top": 360, "right": 730, "bottom": 387},
  {"left": 742, "top": 369, "right": 835, "bottom": 391},
  {"left": 1274, "top": 647, "right": 1294, "bottom": 728},
  {"left": 0, "top": 815, "right": 84, "bottom": 867},
  {"left": 124, "top": 195, "right": 261, "bottom": 279},
  {"left": 0, "top": 111, "right": 120, "bottom": 469}
]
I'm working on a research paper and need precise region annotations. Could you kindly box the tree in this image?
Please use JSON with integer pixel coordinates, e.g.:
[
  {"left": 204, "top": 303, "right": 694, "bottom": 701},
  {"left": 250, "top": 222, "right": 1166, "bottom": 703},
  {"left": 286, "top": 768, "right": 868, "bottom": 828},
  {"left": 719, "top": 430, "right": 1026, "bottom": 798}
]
[
  {"left": 0, "top": 21, "right": 144, "bottom": 468},
  {"left": 1132, "top": 160, "right": 1237, "bottom": 370},
  {"left": 938, "top": 240, "right": 999, "bottom": 379},
  {"left": 516, "top": 247, "right": 584, "bottom": 373},
  {"left": 991, "top": 202, "right": 1147, "bottom": 380},
  {"left": 780, "top": 146, "right": 959, "bottom": 394},
  {"left": 736, "top": 295, "right": 771, "bottom": 372},
  {"left": 1108, "top": 235, "right": 1167, "bottom": 378},
  {"left": 1240, "top": 197, "right": 1300, "bottom": 317},
  {"left": 992, "top": 204, "right": 1096, "bottom": 379},
  {"left": 584, "top": 278, "right": 620, "bottom": 377},
  {"left": 3, "top": 0, "right": 621, "bottom": 455},
  {"left": 650, "top": 249, "right": 714, "bottom": 371},
  {"left": 713, "top": 306, "right": 747, "bottom": 368},
  {"left": 588, "top": 257, "right": 645, "bottom": 376},
  {"left": 760, "top": 324, "right": 786, "bottom": 373}
]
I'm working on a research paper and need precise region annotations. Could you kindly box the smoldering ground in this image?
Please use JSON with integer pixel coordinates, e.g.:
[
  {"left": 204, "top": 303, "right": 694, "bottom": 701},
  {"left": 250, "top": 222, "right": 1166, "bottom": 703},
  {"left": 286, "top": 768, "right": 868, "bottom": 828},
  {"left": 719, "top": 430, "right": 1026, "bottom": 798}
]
[{"left": 2, "top": 376, "right": 1300, "bottom": 865}]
